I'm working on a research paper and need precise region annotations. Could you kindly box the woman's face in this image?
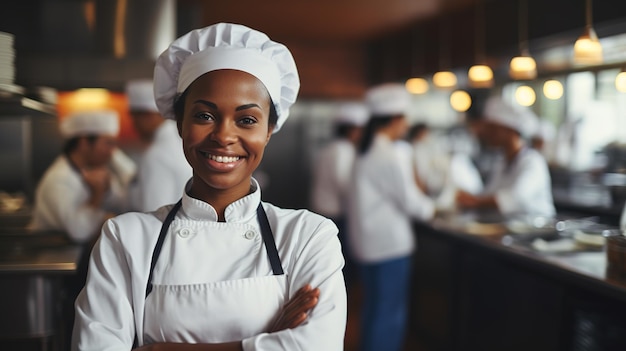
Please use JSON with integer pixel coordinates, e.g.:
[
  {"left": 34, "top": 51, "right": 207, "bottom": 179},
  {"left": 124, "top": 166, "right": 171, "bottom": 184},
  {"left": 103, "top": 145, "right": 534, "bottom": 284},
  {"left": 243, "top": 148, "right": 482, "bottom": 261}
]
[{"left": 178, "top": 69, "right": 273, "bottom": 197}]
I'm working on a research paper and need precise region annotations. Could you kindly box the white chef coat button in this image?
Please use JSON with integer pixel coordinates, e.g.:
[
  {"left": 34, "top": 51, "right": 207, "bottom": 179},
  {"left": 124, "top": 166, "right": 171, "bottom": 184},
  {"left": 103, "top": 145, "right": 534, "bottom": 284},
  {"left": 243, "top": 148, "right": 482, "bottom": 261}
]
[
  {"left": 178, "top": 228, "right": 192, "bottom": 238},
  {"left": 244, "top": 230, "right": 256, "bottom": 240}
]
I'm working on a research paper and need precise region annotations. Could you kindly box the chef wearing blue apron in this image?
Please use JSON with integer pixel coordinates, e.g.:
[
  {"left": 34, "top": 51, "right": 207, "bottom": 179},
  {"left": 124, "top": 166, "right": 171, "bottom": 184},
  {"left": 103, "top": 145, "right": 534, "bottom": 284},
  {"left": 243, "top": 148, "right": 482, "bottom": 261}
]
[
  {"left": 72, "top": 23, "right": 347, "bottom": 351},
  {"left": 347, "top": 83, "right": 435, "bottom": 351}
]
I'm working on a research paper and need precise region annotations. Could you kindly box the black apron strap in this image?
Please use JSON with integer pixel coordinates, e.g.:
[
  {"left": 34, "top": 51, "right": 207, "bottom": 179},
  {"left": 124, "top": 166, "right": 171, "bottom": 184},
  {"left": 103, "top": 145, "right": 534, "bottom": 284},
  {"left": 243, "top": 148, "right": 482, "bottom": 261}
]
[
  {"left": 257, "top": 204, "right": 284, "bottom": 275},
  {"left": 144, "top": 200, "right": 283, "bottom": 299},
  {"left": 145, "top": 199, "right": 182, "bottom": 298}
]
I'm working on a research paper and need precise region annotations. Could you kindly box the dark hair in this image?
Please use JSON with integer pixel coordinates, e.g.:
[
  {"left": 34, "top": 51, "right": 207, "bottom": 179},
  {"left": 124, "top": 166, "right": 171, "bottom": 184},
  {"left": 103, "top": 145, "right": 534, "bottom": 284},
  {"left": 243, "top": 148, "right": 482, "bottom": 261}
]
[
  {"left": 63, "top": 135, "right": 98, "bottom": 155},
  {"left": 408, "top": 123, "right": 428, "bottom": 140},
  {"left": 173, "top": 90, "right": 279, "bottom": 131},
  {"left": 357, "top": 115, "right": 396, "bottom": 154},
  {"left": 334, "top": 123, "right": 357, "bottom": 138},
  {"left": 466, "top": 88, "right": 490, "bottom": 122}
]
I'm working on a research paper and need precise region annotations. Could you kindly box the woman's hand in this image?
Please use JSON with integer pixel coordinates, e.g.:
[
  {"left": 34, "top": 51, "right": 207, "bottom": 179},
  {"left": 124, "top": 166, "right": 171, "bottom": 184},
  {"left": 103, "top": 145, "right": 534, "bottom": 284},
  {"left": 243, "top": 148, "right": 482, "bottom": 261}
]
[{"left": 267, "top": 284, "right": 320, "bottom": 333}]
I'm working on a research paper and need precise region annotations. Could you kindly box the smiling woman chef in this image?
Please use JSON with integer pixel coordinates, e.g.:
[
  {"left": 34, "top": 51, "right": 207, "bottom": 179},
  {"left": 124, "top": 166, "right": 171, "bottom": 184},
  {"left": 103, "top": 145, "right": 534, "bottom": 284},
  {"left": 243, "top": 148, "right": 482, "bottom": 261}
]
[{"left": 72, "top": 23, "right": 347, "bottom": 351}]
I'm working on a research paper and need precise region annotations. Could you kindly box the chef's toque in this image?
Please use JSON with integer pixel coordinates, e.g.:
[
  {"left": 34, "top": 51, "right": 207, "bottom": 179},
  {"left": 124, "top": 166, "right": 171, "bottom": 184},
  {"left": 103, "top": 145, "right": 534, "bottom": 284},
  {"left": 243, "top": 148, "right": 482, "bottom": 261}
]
[
  {"left": 60, "top": 110, "right": 120, "bottom": 138},
  {"left": 334, "top": 102, "right": 369, "bottom": 127},
  {"left": 484, "top": 96, "right": 539, "bottom": 138},
  {"left": 365, "top": 83, "right": 411, "bottom": 117},
  {"left": 153, "top": 22, "right": 300, "bottom": 133},
  {"left": 126, "top": 79, "right": 159, "bottom": 113}
]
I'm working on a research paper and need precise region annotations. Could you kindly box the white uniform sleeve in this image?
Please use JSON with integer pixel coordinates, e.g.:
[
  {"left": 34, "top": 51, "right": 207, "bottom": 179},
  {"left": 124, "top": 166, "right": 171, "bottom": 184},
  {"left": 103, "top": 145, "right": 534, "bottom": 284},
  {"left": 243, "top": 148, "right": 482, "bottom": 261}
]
[
  {"left": 494, "top": 155, "right": 550, "bottom": 215},
  {"left": 40, "top": 180, "right": 107, "bottom": 243},
  {"left": 389, "top": 152, "right": 435, "bottom": 221},
  {"left": 242, "top": 219, "right": 347, "bottom": 351},
  {"left": 72, "top": 219, "right": 136, "bottom": 351}
]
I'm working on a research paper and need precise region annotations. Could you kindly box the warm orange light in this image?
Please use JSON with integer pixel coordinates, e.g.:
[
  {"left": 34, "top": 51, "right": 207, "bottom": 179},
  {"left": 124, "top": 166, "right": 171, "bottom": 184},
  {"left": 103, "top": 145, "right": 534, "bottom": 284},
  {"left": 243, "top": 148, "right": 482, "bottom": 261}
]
[
  {"left": 57, "top": 89, "right": 138, "bottom": 140},
  {"left": 405, "top": 78, "right": 429, "bottom": 94},
  {"left": 433, "top": 71, "right": 457, "bottom": 89},
  {"left": 509, "top": 56, "right": 537, "bottom": 80},
  {"left": 468, "top": 65, "right": 494, "bottom": 88},
  {"left": 543, "top": 80, "right": 564, "bottom": 99},
  {"left": 615, "top": 71, "right": 626, "bottom": 92},
  {"left": 450, "top": 90, "right": 472, "bottom": 112},
  {"left": 515, "top": 85, "right": 536, "bottom": 106}
]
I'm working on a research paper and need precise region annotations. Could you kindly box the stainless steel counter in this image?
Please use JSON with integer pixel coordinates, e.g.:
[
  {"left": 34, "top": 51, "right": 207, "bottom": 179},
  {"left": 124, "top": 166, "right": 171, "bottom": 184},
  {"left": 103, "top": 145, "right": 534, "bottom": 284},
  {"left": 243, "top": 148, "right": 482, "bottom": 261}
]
[
  {"left": 0, "top": 229, "right": 83, "bottom": 348},
  {"left": 0, "top": 231, "right": 83, "bottom": 274}
]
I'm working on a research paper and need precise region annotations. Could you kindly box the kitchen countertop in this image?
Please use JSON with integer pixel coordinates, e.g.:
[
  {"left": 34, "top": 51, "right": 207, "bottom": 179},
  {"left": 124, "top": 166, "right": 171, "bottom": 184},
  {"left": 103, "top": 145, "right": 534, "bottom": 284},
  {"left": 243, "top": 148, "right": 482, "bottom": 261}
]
[
  {"left": 0, "top": 230, "right": 83, "bottom": 274},
  {"left": 421, "top": 211, "right": 626, "bottom": 303}
]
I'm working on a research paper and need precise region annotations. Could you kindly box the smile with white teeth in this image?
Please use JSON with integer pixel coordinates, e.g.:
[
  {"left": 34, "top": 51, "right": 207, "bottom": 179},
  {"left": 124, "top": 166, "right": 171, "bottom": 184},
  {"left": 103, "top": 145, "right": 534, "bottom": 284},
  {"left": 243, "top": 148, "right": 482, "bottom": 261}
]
[{"left": 201, "top": 152, "right": 241, "bottom": 163}]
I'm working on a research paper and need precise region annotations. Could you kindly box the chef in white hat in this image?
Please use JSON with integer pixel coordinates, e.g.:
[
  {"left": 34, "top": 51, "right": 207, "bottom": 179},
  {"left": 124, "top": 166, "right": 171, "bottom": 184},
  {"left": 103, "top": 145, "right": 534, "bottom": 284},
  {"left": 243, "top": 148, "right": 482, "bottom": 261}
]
[
  {"left": 310, "top": 101, "right": 368, "bottom": 284},
  {"left": 126, "top": 78, "right": 192, "bottom": 212},
  {"left": 347, "top": 83, "right": 435, "bottom": 351},
  {"left": 456, "top": 96, "right": 556, "bottom": 217},
  {"left": 73, "top": 23, "right": 346, "bottom": 351},
  {"left": 30, "top": 109, "right": 130, "bottom": 243}
]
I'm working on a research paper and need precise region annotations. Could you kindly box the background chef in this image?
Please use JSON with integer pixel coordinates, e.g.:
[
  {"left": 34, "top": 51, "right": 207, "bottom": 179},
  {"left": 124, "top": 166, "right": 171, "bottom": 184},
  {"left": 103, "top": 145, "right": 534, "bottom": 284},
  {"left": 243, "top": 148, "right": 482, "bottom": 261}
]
[
  {"left": 126, "top": 78, "right": 192, "bottom": 212},
  {"left": 30, "top": 109, "right": 131, "bottom": 243},
  {"left": 310, "top": 101, "right": 368, "bottom": 285},
  {"left": 456, "top": 96, "right": 556, "bottom": 217},
  {"left": 347, "top": 83, "right": 435, "bottom": 351}
]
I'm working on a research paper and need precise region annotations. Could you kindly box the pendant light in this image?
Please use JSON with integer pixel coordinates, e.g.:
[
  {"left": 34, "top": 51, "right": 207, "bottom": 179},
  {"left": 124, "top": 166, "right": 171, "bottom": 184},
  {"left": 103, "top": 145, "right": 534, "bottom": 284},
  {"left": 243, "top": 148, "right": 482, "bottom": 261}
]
[
  {"left": 468, "top": 0, "right": 494, "bottom": 88},
  {"left": 406, "top": 27, "right": 429, "bottom": 95},
  {"left": 616, "top": 68, "right": 626, "bottom": 93},
  {"left": 433, "top": 11, "right": 457, "bottom": 89},
  {"left": 543, "top": 79, "right": 564, "bottom": 99},
  {"left": 450, "top": 90, "right": 472, "bottom": 112},
  {"left": 573, "top": 0, "right": 603, "bottom": 65},
  {"left": 509, "top": 0, "right": 537, "bottom": 80},
  {"left": 515, "top": 85, "right": 536, "bottom": 106}
]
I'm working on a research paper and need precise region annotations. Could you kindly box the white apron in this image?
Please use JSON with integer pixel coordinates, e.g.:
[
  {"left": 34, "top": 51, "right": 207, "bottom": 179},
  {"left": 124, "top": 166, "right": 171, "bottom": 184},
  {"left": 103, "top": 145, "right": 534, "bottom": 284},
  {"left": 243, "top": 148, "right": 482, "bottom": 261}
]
[{"left": 142, "top": 200, "right": 286, "bottom": 344}]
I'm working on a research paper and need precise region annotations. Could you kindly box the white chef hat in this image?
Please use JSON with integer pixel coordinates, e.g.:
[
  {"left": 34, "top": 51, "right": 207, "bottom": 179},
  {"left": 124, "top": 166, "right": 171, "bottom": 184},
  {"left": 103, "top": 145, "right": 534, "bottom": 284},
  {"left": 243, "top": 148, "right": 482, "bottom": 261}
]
[
  {"left": 154, "top": 22, "right": 300, "bottom": 133},
  {"left": 334, "top": 102, "right": 369, "bottom": 127},
  {"left": 365, "top": 83, "right": 411, "bottom": 117},
  {"left": 60, "top": 110, "right": 120, "bottom": 139},
  {"left": 126, "top": 79, "right": 159, "bottom": 113},
  {"left": 483, "top": 96, "right": 538, "bottom": 138}
]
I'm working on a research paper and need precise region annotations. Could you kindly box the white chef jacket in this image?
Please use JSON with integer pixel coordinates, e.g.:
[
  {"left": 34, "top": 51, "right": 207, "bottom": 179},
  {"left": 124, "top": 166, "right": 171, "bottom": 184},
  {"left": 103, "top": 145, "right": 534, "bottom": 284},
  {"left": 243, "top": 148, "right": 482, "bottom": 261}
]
[
  {"left": 72, "top": 178, "right": 347, "bottom": 351},
  {"left": 131, "top": 120, "right": 192, "bottom": 212},
  {"left": 483, "top": 148, "right": 556, "bottom": 217},
  {"left": 347, "top": 135, "right": 435, "bottom": 263},
  {"left": 412, "top": 135, "right": 451, "bottom": 196},
  {"left": 30, "top": 156, "right": 129, "bottom": 243},
  {"left": 310, "top": 139, "right": 355, "bottom": 217}
]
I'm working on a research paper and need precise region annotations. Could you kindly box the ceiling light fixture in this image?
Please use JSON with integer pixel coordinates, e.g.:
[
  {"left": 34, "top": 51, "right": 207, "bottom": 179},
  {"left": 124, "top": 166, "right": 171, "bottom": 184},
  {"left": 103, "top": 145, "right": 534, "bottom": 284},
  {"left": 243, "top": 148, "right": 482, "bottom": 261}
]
[
  {"left": 616, "top": 68, "right": 626, "bottom": 93},
  {"left": 433, "top": 11, "right": 457, "bottom": 89},
  {"left": 450, "top": 90, "right": 472, "bottom": 112},
  {"left": 515, "top": 85, "right": 536, "bottom": 106},
  {"left": 543, "top": 79, "right": 564, "bottom": 99},
  {"left": 573, "top": 0, "right": 603, "bottom": 65},
  {"left": 468, "top": 0, "right": 494, "bottom": 88},
  {"left": 509, "top": 0, "right": 537, "bottom": 80},
  {"left": 406, "top": 28, "right": 429, "bottom": 94}
]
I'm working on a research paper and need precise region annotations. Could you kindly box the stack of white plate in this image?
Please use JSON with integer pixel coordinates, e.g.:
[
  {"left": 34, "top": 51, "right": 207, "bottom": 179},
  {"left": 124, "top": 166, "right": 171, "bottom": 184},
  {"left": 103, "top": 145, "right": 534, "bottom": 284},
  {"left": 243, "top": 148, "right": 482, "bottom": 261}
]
[{"left": 0, "top": 31, "right": 16, "bottom": 85}]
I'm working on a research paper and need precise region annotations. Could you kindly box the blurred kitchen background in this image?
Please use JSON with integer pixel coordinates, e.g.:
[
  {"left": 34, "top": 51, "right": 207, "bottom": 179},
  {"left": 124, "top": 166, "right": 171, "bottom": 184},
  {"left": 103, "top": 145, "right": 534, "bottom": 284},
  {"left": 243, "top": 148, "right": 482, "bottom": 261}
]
[
  {"left": 2, "top": 0, "right": 626, "bottom": 216},
  {"left": 3, "top": 0, "right": 626, "bottom": 350}
]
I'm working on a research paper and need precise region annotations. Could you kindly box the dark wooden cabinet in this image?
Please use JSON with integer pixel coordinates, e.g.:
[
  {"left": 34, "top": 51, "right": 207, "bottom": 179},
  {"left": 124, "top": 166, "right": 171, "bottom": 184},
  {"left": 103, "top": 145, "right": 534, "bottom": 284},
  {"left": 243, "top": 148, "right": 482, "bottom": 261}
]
[{"left": 410, "top": 222, "right": 626, "bottom": 351}]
